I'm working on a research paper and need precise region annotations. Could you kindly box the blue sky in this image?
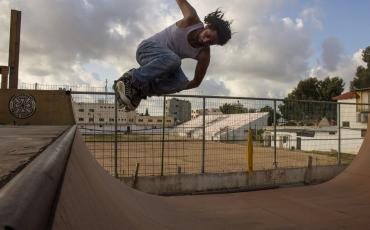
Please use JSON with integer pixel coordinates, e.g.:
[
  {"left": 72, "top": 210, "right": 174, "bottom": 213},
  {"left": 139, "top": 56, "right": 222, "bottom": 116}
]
[
  {"left": 278, "top": 0, "right": 370, "bottom": 66},
  {"left": 319, "top": 0, "right": 370, "bottom": 53},
  {"left": 0, "top": 0, "right": 368, "bottom": 97}
]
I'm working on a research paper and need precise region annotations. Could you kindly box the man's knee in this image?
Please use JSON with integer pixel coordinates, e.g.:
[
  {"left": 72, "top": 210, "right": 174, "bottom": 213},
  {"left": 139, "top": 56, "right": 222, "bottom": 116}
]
[{"left": 164, "top": 54, "right": 181, "bottom": 71}]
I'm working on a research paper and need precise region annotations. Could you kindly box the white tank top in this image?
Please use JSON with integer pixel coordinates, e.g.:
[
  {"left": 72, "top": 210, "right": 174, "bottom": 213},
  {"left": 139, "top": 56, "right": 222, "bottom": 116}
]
[{"left": 145, "top": 22, "right": 205, "bottom": 59}]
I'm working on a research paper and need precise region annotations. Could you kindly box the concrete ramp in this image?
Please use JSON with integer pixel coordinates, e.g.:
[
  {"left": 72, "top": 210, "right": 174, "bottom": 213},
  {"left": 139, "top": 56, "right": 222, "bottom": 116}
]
[{"left": 52, "top": 117, "right": 370, "bottom": 229}]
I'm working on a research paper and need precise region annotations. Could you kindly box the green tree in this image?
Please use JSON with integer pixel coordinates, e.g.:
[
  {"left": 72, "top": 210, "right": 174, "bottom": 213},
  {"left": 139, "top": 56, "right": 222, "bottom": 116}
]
[
  {"left": 350, "top": 46, "right": 370, "bottom": 90},
  {"left": 260, "top": 106, "right": 281, "bottom": 126},
  {"left": 279, "top": 77, "right": 344, "bottom": 123},
  {"left": 219, "top": 102, "right": 245, "bottom": 114}
]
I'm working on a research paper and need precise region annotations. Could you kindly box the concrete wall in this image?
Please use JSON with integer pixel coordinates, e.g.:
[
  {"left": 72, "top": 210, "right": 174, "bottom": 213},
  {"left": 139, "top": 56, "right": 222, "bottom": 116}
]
[
  {"left": 0, "top": 89, "right": 75, "bottom": 125},
  {"left": 124, "top": 164, "right": 347, "bottom": 195}
]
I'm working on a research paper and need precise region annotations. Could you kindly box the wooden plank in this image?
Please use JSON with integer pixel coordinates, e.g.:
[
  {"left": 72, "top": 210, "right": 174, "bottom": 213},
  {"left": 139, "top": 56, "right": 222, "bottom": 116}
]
[{"left": 8, "top": 10, "right": 21, "bottom": 89}]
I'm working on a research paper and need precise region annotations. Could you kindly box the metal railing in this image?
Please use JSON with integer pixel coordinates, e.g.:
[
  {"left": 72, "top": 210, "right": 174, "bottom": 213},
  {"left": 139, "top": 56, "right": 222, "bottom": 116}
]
[{"left": 69, "top": 90, "right": 368, "bottom": 179}]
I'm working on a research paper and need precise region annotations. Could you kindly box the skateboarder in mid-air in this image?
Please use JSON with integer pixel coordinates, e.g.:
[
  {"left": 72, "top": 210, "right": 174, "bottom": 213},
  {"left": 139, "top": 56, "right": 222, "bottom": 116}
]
[{"left": 113, "top": 0, "right": 232, "bottom": 111}]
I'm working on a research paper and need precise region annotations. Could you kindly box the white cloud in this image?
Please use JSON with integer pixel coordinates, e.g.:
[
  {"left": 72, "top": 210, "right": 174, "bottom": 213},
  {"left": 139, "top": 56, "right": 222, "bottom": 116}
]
[
  {"left": 0, "top": 0, "right": 361, "bottom": 99},
  {"left": 309, "top": 49, "right": 365, "bottom": 90},
  {"left": 300, "top": 7, "right": 323, "bottom": 30},
  {"left": 321, "top": 37, "right": 344, "bottom": 71}
]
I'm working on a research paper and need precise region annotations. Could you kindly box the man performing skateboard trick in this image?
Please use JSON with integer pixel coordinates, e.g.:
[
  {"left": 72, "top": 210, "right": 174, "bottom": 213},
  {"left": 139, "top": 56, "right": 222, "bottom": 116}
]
[{"left": 113, "top": 0, "right": 232, "bottom": 111}]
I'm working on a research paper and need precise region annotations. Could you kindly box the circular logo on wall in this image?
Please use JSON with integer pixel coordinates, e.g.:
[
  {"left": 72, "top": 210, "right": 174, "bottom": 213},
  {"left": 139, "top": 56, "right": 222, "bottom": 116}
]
[{"left": 9, "top": 94, "right": 37, "bottom": 119}]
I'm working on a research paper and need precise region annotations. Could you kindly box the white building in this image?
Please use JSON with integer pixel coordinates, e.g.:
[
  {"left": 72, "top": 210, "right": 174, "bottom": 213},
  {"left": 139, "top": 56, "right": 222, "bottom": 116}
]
[
  {"left": 263, "top": 126, "right": 365, "bottom": 154},
  {"left": 72, "top": 102, "right": 174, "bottom": 128},
  {"left": 333, "top": 90, "right": 369, "bottom": 130},
  {"left": 263, "top": 89, "right": 369, "bottom": 154},
  {"left": 165, "top": 98, "right": 191, "bottom": 124}
]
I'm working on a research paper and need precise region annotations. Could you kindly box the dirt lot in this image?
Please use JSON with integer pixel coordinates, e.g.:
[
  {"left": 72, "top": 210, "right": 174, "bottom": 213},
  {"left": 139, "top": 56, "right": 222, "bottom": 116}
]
[{"left": 85, "top": 136, "right": 355, "bottom": 177}]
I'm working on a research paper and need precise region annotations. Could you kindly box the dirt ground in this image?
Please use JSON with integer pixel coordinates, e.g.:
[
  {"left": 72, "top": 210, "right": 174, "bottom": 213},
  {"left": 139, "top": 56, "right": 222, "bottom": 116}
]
[{"left": 85, "top": 137, "right": 354, "bottom": 177}]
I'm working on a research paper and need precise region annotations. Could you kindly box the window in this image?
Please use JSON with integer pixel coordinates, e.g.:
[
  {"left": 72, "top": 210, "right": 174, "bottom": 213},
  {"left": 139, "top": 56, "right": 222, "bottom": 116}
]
[
  {"left": 148, "top": 119, "right": 153, "bottom": 122},
  {"left": 342, "top": 121, "right": 350, "bottom": 127},
  {"left": 89, "top": 109, "right": 95, "bottom": 112},
  {"left": 166, "top": 120, "right": 171, "bottom": 123},
  {"left": 362, "top": 129, "right": 367, "bottom": 138},
  {"left": 157, "top": 120, "right": 162, "bottom": 122},
  {"left": 109, "top": 118, "right": 115, "bottom": 122},
  {"left": 78, "top": 108, "right": 84, "bottom": 112},
  {"left": 99, "top": 118, "right": 104, "bottom": 122},
  {"left": 89, "top": 118, "right": 94, "bottom": 122},
  {"left": 78, "top": 118, "right": 84, "bottom": 121},
  {"left": 329, "top": 131, "right": 336, "bottom": 135},
  {"left": 282, "top": 136, "right": 288, "bottom": 144},
  {"left": 138, "top": 119, "right": 144, "bottom": 122}
]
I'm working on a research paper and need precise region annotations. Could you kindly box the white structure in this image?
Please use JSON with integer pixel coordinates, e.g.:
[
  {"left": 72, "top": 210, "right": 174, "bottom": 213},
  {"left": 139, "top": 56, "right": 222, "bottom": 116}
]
[
  {"left": 263, "top": 126, "right": 365, "bottom": 154},
  {"left": 333, "top": 90, "right": 369, "bottom": 130},
  {"left": 176, "top": 112, "right": 268, "bottom": 141},
  {"left": 263, "top": 89, "right": 369, "bottom": 154}
]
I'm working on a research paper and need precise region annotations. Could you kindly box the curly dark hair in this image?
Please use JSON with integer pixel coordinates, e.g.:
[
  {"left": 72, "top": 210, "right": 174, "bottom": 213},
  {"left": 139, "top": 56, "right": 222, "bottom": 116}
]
[{"left": 204, "top": 9, "right": 232, "bottom": 45}]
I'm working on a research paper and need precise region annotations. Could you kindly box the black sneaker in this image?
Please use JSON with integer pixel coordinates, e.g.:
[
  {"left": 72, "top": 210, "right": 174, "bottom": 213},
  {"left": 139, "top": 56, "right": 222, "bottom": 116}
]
[{"left": 113, "top": 73, "right": 135, "bottom": 111}]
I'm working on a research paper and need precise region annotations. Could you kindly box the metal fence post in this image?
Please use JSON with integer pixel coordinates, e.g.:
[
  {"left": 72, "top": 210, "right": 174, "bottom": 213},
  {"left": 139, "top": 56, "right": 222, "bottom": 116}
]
[
  {"left": 114, "top": 95, "right": 118, "bottom": 178},
  {"left": 161, "top": 96, "right": 166, "bottom": 176},
  {"left": 273, "top": 100, "right": 278, "bottom": 168},
  {"left": 201, "top": 97, "right": 206, "bottom": 174},
  {"left": 337, "top": 103, "right": 341, "bottom": 165}
]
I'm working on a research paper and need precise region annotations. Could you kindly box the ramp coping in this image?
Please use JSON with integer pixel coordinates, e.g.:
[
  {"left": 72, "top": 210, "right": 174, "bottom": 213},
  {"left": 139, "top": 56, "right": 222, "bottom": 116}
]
[{"left": 0, "top": 125, "right": 76, "bottom": 230}]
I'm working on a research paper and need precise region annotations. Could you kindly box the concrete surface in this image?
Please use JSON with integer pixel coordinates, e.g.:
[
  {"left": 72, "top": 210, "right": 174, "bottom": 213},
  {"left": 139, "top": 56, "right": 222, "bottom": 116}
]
[
  {"left": 124, "top": 164, "right": 347, "bottom": 195},
  {"left": 0, "top": 125, "right": 69, "bottom": 188}
]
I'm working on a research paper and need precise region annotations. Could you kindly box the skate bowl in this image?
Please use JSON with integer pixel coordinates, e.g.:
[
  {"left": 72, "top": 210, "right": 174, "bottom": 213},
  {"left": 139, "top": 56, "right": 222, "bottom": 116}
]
[{"left": 0, "top": 93, "right": 370, "bottom": 229}]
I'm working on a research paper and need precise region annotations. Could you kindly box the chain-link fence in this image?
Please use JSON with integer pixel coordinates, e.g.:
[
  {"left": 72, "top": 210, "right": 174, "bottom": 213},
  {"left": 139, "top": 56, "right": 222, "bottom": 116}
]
[
  {"left": 20, "top": 82, "right": 368, "bottom": 178},
  {"left": 69, "top": 91, "right": 368, "bottom": 179}
]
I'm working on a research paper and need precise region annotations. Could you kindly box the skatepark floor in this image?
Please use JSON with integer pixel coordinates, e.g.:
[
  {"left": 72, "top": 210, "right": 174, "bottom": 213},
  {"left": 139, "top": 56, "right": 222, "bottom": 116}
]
[{"left": 0, "top": 126, "right": 69, "bottom": 188}]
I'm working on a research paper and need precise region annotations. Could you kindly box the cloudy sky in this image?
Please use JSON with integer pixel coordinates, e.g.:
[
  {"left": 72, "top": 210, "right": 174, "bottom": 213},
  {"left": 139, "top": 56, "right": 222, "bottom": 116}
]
[{"left": 0, "top": 0, "right": 369, "bottom": 98}]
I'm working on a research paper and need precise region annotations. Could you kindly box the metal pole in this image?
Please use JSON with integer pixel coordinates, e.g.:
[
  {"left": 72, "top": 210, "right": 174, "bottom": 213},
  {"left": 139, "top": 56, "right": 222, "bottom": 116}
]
[
  {"left": 8, "top": 10, "right": 21, "bottom": 89},
  {"left": 201, "top": 97, "right": 206, "bottom": 173},
  {"left": 273, "top": 100, "right": 278, "bottom": 168},
  {"left": 337, "top": 103, "right": 341, "bottom": 165},
  {"left": 114, "top": 95, "right": 118, "bottom": 178},
  {"left": 161, "top": 96, "right": 166, "bottom": 176}
]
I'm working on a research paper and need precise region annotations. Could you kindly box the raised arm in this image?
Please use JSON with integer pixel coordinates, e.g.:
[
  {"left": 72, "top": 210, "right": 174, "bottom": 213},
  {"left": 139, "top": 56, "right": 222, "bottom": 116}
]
[
  {"left": 176, "top": 0, "right": 198, "bottom": 18},
  {"left": 186, "top": 48, "right": 210, "bottom": 89},
  {"left": 176, "top": 0, "right": 201, "bottom": 26}
]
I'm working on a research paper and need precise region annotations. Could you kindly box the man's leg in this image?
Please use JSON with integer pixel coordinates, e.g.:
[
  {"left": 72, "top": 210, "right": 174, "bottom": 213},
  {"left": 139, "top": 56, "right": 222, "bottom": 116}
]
[
  {"left": 147, "top": 68, "right": 189, "bottom": 96},
  {"left": 114, "top": 41, "right": 183, "bottom": 110},
  {"left": 131, "top": 41, "right": 182, "bottom": 96}
]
